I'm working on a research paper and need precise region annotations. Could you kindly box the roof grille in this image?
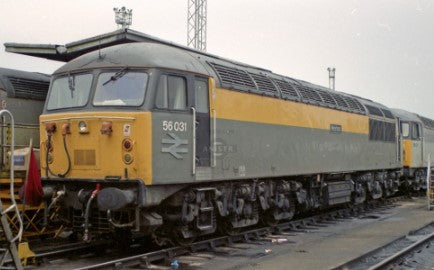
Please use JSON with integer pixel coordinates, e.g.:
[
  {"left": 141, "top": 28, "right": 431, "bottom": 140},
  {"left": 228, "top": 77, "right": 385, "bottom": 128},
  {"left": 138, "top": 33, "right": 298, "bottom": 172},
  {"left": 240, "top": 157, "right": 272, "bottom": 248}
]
[
  {"left": 330, "top": 93, "right": 348, "bottom": 108},
  {"left": 296, "top": 85, "right": 323, "bottom": 104},
  {"left": 7, "top": 77, "right": 49, "bottom": 100},
  {"left": 381, "top": 109, "right": 395, "bottom": 119},
  {"left": 343, "top": 97, "right": 362, "bottom": 112},
  {"left": 353, "top": 99, "right": 366, "bottom": 113},
  {"left": 271, "top": 79, "right": 299, "bottom": 99},
  {"left": 248, "top": 73, "right": 278, "bottom": 95},
  {"left": 317, "top": 90, "right": 337, "bottom": 106},
  {"left": 207, "top": 62, "right": 367, "bottom": 115},
  {"left": 420, "top": 116, "right": 434, "bottom": 130},
  {"left": 209, "top": 63, "right": 256, "bottom": 90},
  {"left": 365, "top": 105, "right": 384, "bottom": 117}
]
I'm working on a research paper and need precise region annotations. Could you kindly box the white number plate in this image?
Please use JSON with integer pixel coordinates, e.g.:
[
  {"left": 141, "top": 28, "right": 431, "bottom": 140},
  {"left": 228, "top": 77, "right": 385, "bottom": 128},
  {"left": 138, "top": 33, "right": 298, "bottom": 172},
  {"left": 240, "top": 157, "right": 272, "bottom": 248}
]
[{"left": 162, "top": 121, "right": 188, "bottom": 132}]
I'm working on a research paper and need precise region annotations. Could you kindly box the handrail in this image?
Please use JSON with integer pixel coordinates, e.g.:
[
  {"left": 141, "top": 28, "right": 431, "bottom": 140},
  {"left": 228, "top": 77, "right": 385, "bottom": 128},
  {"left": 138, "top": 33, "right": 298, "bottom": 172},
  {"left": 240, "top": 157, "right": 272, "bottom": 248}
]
[
  {"left": 212, "top": 109, "right": 216, "bottom": 168},
  {"left": 427, "top": 153, "right": 432, "bottom": 210},
  {"left": 0, "top": 109, "right": 23, "bottom": 242},
  {"left": 191, "top": 107, "right": 196, "bottom": 175}
]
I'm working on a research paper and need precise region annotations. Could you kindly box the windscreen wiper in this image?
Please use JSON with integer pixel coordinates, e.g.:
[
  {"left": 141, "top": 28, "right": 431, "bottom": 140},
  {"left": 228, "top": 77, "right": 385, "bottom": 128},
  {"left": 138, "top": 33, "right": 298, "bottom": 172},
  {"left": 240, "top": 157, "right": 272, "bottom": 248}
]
[
  {"left": 68, "top": 74, "right": 75, "bottom": 98},
  {"left": 103, "top": 68, "right": 128, "bottom": 86}
]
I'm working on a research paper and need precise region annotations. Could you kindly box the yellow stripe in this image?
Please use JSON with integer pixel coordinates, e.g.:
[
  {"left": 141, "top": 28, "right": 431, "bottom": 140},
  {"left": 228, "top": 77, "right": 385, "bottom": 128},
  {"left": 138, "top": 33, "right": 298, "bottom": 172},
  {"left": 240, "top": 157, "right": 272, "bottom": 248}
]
[
  {"left": 211, "top": 88, "right": 369, "bottom": 134},
  {"left": 403, "top": 139, "right": 413, "bottom": 167}
]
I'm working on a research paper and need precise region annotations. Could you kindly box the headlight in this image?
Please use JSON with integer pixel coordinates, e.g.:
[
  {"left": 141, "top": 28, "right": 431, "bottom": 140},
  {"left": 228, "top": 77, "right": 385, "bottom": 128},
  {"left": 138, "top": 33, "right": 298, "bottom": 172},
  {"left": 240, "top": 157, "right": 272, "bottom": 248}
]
[{"left": 78, "top": 121, "right": 88, "bottom": 134}]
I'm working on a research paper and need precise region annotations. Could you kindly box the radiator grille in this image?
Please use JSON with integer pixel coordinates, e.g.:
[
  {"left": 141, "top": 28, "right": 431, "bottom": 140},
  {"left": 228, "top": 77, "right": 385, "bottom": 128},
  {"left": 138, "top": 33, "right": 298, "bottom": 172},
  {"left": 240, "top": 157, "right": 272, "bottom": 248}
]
[
  {"left": 272, "top": 79, "right": 299, "bottom": 99},
  {"left": 7, "top": 76, "right": 49, "bottom": 100},
  {"left": 248, "top": 72, "right": 278, "bottom": 95},
  {"left": 317, "top": 90, "right": 337, "bottom": 106},
  {"left": 209, "top": 63, "right": 256, "bottom": 90},
  {"left": 296, "top": 85, "right": 323, "bottom": 104},
  {"left": 366, "top": 105, "right": 384, "bottom": 117},
  {"left": 74, "top": 150, "right": 96, "bottom": 166}
]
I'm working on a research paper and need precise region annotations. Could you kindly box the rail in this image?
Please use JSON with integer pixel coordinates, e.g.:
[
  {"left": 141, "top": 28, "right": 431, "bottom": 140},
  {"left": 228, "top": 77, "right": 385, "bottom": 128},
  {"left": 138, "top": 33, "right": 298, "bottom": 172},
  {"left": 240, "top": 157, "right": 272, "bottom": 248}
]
[
  {"left": 367, "top": 232, "right": 434, "bottom": 270},
  {"left": 333, "top": 221, "right": 434, "bottom": 270},
  {"left": 70, "top": 196, "right": 405, "bottom": 270}
]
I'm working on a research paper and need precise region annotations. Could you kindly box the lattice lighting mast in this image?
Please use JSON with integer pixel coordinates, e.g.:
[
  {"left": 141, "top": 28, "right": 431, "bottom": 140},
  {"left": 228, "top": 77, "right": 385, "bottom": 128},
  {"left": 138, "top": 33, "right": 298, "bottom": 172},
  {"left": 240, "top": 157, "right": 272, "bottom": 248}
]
[
  {"left": 328, "top": 67, "right": 336, "bottom": 90},
  {"left": 187, "top": 0, "right": 207, "bottom": 51}
]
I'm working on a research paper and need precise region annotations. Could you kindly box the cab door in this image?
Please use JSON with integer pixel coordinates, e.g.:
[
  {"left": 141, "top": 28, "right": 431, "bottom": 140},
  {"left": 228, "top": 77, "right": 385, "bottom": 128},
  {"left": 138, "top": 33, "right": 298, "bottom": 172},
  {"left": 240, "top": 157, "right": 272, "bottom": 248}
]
[
  {"left": 411, "top": 122, "right": 423, "bottom": 167},
  {"left": 401, "top": 121, "right": 412, "bottom": 167},
  {"left": 193, "top": 78, "right": 211, "bottom": 168}
]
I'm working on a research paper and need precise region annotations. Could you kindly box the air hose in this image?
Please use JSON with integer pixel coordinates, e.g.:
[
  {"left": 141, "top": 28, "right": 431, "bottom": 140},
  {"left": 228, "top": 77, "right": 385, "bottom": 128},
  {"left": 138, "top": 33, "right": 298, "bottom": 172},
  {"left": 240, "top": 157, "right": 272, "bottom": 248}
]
[
  {"left": 83, "top": 184, "right": 100, "bottom": 242},
  {"left": 45, "top": 134, "right": 71, "bottom": 178}
]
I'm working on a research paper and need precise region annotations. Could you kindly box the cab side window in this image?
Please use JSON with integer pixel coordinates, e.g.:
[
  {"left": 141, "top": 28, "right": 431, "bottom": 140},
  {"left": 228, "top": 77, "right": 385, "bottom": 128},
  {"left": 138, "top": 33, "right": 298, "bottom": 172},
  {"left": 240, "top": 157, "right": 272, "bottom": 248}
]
[
  {"left": 195, "top": 80, "right": 209, "bottom": 113},
  {"left": 412, "top": 123, "right": 421, "bottom": 140},
  {"left": 156, "top": 75, "right": 187, "bottom": 110},
  {"left": 401, "top": 122, "right": 410, "bottom": 138}
]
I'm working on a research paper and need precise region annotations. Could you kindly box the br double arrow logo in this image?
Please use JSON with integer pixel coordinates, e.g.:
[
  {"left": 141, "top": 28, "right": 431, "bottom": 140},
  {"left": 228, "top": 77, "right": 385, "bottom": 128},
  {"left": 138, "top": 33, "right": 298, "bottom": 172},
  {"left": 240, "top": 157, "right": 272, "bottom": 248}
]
[{"left": 161, "top": 133, "right": 188, "bottom": 159}]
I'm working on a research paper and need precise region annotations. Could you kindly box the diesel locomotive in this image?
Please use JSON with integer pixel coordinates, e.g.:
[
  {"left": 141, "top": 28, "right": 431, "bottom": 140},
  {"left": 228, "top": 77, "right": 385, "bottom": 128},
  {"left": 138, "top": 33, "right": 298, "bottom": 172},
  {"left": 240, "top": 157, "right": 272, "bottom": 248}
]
[
  {"left": 39, "top": 42, "right": 434, "bottom": 243},
  {"left": 0, "top": 67, "right": 50, "bottom": 238},
  {"left": 0, "top": 67, "right": 49, "bottom": 165}
]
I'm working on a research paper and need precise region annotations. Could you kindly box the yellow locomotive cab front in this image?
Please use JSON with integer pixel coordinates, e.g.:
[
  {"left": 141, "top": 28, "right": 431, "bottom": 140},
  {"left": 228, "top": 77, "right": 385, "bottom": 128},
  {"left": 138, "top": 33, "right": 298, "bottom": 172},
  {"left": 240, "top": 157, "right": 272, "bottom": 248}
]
[{"left": 40, "top": 111, "right": 152, "bottom": 184}]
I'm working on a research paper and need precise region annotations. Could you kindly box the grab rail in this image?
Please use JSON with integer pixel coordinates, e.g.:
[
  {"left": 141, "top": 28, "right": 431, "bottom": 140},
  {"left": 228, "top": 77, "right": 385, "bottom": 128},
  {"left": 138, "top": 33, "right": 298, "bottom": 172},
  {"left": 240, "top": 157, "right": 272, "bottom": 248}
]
[
  {"left": 0, "top": 109, "right": 23, "bottom": 242},
  {"left": 191, "top": 107, "right": 196, "bottom": 175}
]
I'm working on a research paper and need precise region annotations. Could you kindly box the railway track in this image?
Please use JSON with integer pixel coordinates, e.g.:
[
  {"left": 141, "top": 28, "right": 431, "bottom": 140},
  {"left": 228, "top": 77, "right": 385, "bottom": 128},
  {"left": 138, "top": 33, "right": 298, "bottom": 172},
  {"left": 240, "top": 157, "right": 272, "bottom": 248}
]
[
  {"left": 333, "top": 220, "right": 434, "bottom": 270},
  {"left": 60, "top": 196, "right": 405, "bottom": 270},
  {"left": 0, "top": 196, "right": 406, "bottom": 269}
]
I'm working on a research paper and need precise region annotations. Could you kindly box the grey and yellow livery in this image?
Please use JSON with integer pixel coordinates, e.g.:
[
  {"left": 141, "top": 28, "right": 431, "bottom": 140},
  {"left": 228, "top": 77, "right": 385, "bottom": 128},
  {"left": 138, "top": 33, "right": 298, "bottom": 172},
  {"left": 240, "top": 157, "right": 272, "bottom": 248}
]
[{"left": 39, "top": 43, "right": 434, "bottom": 243}]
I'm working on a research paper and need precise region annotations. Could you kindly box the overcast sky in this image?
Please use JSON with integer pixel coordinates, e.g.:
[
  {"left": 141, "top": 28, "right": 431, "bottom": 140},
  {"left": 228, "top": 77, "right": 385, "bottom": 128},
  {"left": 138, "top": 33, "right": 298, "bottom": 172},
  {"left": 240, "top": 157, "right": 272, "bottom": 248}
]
[{"left": 0, "top": 0, "right": 433, "bottom": 118}]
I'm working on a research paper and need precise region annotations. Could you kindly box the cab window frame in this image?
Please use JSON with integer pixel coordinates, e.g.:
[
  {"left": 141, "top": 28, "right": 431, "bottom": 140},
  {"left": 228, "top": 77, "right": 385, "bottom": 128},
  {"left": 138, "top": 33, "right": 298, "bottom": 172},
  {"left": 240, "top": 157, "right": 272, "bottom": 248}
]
[
  {"left": 154, "top": 71, "right": 190, "bottom": 112},
  {"left": 92, "top": 69, "right": 149, "bottom": 108},
  {"left": 411, "top": 122, "right": 422, "bottom": 140},
  {"left": 46, "top": 71, "right": 94, "bottom": 111},
  {"left": 400, "top": 121, "right": 410, "bottom": 139},
  {"left": 194, "top": 77, "right": 209, "bottom": 114}
]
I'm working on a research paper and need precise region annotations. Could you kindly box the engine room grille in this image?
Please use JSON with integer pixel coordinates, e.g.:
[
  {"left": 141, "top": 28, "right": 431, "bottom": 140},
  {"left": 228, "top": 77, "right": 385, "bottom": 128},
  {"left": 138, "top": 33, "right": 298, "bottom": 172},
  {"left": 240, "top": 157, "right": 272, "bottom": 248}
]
[
  {"left": 271, "top": 79, "right": 299, "bottom": 99},
  {"left": 369, "top": 119, "right": 396, "bottom": 142},
  {"left": 209, "top": 63, "right": 256, "bottom": 90},
  {"left": 381, "top": 109, "right": 395, "bottom": 119},
  {"left": 296, "top": 85, "right": 323, "bottom": 104},
  {"left": 7, "top": 76, "right": 49, "bottom": 100},
  {"left": 420, "top": 116, "right": 434, "bottom": 130},
  {"left": 248, "top": 73, "right": 278, "bottom": 95},
  {"left": 74, "top": 150, "right": 96, "bottom": 166},
  {"left": 343, "top": 97, "right": 362, "bottom": 112},
  {"left": 330, "top": 93, "right": 348, "bottom": 108},
  {"left": 317, "top": 90, "right": 337, "bottom": 106},
  {"left": 352, "top": 99, "right": 366, "bottom": 113},
  {"left": 207, "top": 62, "right": 367, "bottom": 116},
  {"left": 366, "top": 105, "right": 384, "bottom": 117}
]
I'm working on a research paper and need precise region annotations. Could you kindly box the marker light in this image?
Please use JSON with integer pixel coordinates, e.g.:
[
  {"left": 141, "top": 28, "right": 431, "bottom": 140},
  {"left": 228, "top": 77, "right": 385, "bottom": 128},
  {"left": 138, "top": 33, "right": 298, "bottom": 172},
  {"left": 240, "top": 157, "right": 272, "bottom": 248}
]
[
  {"left": 45, "top": 122, "right": 57, "bottom": 134},
  {"left": 62, "top": 123, "right": 71, "bottom": 135},
  {"left": 100, "top": 121, "right": 113, "bottom": 135},
  {"left": 122, "top": 139, "right": 133, "bottom": 151},
  {"left": 78, "top": 121, "right": 88, "bottom": 134},
  {"left": 123, "top": 153, "right": 133, "bottom": 164}
]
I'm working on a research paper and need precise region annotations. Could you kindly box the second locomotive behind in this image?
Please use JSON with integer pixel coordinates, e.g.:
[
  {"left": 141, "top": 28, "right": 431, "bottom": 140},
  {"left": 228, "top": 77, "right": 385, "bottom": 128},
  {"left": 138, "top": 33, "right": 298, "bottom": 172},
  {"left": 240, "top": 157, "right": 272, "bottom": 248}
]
[{"left": 40, "top": 43, "right": 434, "bottom": 243}]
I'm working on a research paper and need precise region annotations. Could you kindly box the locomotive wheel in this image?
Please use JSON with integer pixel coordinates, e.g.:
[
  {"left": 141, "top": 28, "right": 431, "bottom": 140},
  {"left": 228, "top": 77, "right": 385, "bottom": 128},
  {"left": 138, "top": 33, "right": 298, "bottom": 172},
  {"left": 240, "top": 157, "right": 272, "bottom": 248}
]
[
  {"left": 114, "top": 228, "right": 133, "bottom": 249},
  {"left": 262, "top": 210, "right": 279, "bottom": 227},
  {"left": 219, "top": 219, "right": 240, "bottom": 236},
  {"left": 171, "top": 227, "right": 196, "bottom": 246}
]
